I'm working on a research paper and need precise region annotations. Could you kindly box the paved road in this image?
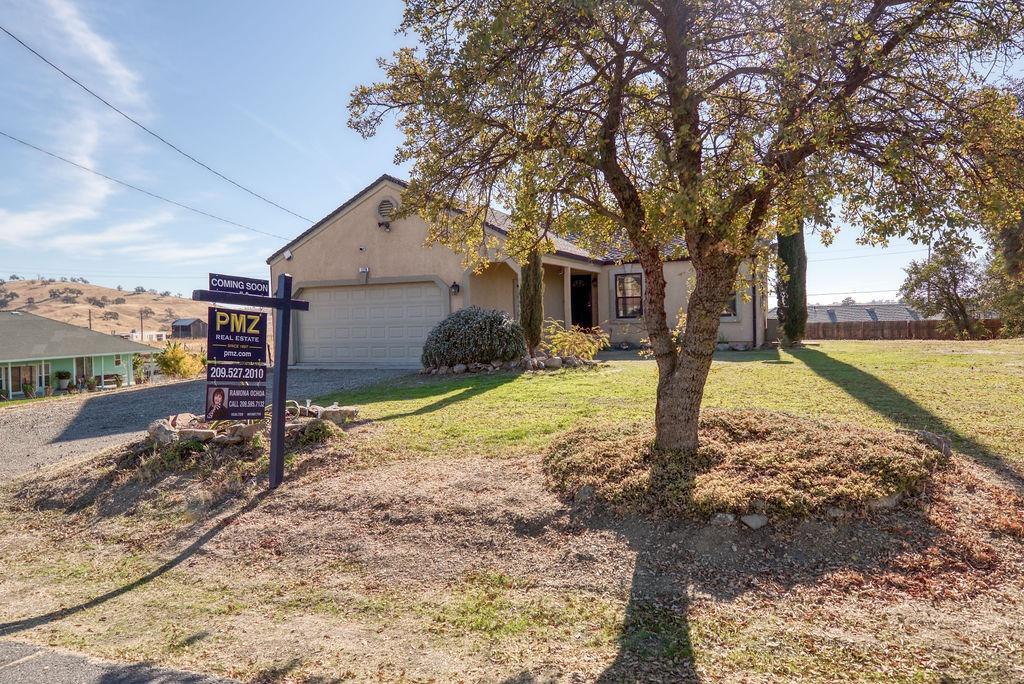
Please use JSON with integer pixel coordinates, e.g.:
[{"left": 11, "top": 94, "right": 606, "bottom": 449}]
[
  {"left": 0, "top": 369, "right": 405, "bottom": 482},
  {"left": 0, "top": 641, "right": 235, "bottom": 683}
]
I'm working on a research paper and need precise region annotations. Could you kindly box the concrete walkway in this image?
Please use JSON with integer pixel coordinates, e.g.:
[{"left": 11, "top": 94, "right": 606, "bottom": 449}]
[{"left": 0, "top": 641, "right": 235, "bottom": 683}]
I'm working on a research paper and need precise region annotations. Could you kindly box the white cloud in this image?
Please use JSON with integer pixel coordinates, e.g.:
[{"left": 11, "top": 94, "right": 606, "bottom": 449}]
[
  {"left": 112, "top": 233, "right": 256, "bottom": 265},
  {"left": 47, "top": 211, "right": 175, "bottom": 254},
  {"left": 43, "top": 0, "right": 143, "bottom": 105},
  {"left": 0, "top": 112, "right": 114, "bottom": 245}
]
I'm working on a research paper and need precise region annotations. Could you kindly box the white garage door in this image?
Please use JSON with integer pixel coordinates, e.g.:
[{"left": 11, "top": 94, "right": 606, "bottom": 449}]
[{"left": 297, "top": 282, "right": 446, "bottom": 367}]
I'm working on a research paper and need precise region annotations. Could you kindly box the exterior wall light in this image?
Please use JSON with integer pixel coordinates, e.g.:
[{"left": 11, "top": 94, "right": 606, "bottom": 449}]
[{"left": 449, "top": 282, "right": 461, "bottom": 295}]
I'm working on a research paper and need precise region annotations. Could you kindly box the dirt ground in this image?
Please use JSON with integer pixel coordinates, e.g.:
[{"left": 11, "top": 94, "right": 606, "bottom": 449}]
[{"left": 2, "top": 423, "right": 1023, "bottom": 682}]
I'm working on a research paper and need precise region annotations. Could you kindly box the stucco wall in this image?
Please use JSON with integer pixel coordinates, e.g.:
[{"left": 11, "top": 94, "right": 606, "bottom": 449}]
[
  {"left": 542, "top": 264, "right": 566, "bottom": 324},
  {"left": 599, "top": 260, "right": 764, "bottom": 347},
  {"left": 469, "top": 262, "right": 517, "bottom": 315},
  {"left": 269, "top": 181, "right": 468, "bottom": 312}
]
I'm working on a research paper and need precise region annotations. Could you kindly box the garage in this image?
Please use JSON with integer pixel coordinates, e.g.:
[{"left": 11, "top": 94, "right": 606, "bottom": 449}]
[{"left": 296, "top": 281, "right": 446, "bottom": 367}]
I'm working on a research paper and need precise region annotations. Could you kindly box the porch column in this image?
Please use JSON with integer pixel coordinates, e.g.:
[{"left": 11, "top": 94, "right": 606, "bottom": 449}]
[
  {"left": 563, "top": 267, "right": 572, "bottom": 327},
  {"left": 99, "top": 356, "right": 105, "bottom": 388},
  {"left": 127, "top": 355, "right": 134, "bottom": 386}
]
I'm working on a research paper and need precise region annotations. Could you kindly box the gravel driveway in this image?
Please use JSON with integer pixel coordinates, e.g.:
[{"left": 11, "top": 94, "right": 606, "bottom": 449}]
[{"left": 0, "top": 369, "right": 405, "bottom": 482}]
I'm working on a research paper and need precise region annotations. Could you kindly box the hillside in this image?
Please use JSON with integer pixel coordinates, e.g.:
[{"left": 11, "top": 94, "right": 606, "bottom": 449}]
[{"left": 0, "top": 278, "right": 209, "bottom": 336}]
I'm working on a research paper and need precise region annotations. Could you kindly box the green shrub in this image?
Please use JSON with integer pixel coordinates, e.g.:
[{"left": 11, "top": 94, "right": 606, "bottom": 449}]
[
  {"left": 421, "top": 306, "right": 527, "bottom": 368},
  {"left": 55, "top": 370, "right": 72, "bottom": 381},
  {"left": 542, "top": 319, "right": 609, "bottom": 360},
  {"left": 155, "top": 341, "right": 204, "bottom": 378},
  {"left": 299, "top": 419, "right": 343, "bottom": 446}
]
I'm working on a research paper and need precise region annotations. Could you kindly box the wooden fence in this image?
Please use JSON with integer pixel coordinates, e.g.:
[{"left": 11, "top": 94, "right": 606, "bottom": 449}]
[{"left": 804, "top": 319, "right": 1002, "bottom": 340}]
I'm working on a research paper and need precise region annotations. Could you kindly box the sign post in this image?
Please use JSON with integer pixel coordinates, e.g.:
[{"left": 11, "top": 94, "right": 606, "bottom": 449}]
[{"left": 193, "top": 272, "right": 309, "bottom": 489}]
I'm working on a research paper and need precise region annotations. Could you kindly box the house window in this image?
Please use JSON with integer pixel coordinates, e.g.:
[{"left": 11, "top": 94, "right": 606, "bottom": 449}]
[
  {"left": 37, "top": 363, "right": 50, "bottom": 388},
  {"left": 615, "top": 274, "right": 643, "bottom": 318},
  {"left": 722, "top": 292, "right": 739, "bottom": 319},
  {"left": 114, "top": 354, "right": 122, "bottom": 366}
]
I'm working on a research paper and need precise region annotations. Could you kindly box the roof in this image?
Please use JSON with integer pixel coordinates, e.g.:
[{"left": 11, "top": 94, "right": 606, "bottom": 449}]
[
  {"left": 265, "top": 174, "right": 689, "bottom": 266},
  {"left": 0, "top": 312, "right": 155, "bottom": 363},
  {"left": 767, "top": 304, "right": 935, "bottom": 324},
  {"left": 171, "top": 318, "right": 203, "bottom": 326}
]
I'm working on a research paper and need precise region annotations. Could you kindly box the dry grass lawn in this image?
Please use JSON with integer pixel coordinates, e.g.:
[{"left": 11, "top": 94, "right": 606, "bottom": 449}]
[{"left": 1, "top": 340, "right": 1023, "bottom": 683}]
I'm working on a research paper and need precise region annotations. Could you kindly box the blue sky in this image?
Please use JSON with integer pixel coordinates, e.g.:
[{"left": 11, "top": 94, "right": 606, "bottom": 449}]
[{"left": 0, "top": 0, "right": 935, "bottom": 303}]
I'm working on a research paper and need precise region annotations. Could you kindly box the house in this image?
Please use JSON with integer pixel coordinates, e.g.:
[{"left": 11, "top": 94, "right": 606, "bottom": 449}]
[
  {"left": 267, "top": 174, "right": 767, "bottom": 368},
  {"left": 171, "top": 318, "right": 207, "bottom": 338},
  {"left": 121, "top": 330, "right": 168, "bottom": 343},
  {"left": 0, "top": 312, "right": 155, "bottom": 396}
]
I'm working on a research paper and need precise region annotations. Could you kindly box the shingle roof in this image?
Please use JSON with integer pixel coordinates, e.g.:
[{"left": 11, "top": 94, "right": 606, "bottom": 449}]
[
  {"left": 0, "top": 312, "right": 155, "bottom": 363},
  {"left": 265, "top": 174, "right": 689, "bottom": 267},
  {"left": 767, "top": 304, "right": 934, "bottom": 323}
]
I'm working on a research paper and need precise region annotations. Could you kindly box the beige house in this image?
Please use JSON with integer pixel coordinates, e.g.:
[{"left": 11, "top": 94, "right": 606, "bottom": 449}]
[{"left": 267, "top": 174, "right": 767, "bottom": 367}]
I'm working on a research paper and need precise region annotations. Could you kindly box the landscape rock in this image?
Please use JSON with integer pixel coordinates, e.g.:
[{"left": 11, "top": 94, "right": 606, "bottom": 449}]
[
  {"left": 741, "top": 513, "right": 769, "bottom": 530},
  {"left": 439, "top": 366, "right": 450, "bottom": 375},
  {"left": 710, "top": 512, "right": 736, "bottom": 525},
  {"left": 545, "top": 356, "right": 563, "bottom": 369},
  {"left": 147, "top": 419, "right": 178, "bottom": 446},
  {"left": 453, "top": 363, "right": 467, "bottom": 374},
  {"left": 179, "top": 428, "right": 216, "bottom": 442},
  {"left": 321, "top": 405, "right": 359, "bottom": 426},
  {"left": 232, "top": 423, "right": 264, "bottom": 440},
  {"left": 535, "top": 359, "right": 546, "bottom": 370},
  {"left": 867, "top": 493, "right": 901, "bottom": 511},
  {"left": 825, "top": 506, "right": 846, "bottom": 519},
  {"left": 211, "top": 434, "right": 243, "bottom": 446},
  {"left": 170, "top": 412, "right": 197, "bottom": 428}
]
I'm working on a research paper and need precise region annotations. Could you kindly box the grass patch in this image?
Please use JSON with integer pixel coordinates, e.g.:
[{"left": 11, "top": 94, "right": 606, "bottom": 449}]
[{"left": 544, "top": 409, "right": 942, "bottom": 517}]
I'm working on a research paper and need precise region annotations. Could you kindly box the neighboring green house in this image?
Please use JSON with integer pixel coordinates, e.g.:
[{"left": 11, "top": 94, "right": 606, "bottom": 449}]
[{"left": 0, "top": 311, "right": 155, "bottom": 397}]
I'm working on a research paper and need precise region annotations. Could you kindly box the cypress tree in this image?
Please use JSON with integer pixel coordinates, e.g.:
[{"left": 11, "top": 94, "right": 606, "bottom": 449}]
[
  {"left": 777, "top": 218, "right": 808, "bottom": 345},
  {"left": 519, "top": 248, "right": 544, "bottom": 356}
]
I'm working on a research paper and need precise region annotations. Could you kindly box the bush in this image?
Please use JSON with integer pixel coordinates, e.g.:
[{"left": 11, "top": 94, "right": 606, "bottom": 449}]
[
  {"left": 298, "top": 419, "right": 343, "bottom": 446},
  {"left": 542, "top": 319, "right": 609, "bottom": 360},
  {"left": 55, "top": 370, "right": 72, "bottom": 380},
  {"left": 421, "top": 306, "right": 527, "bottom": 368},
  {"left": 155, "top": 341, "right": 204, "bottom": 378}
]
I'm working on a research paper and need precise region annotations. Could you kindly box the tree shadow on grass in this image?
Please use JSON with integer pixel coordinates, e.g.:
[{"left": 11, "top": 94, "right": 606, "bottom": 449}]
[
  {"left": 790, "top": 347, "right": 1024, "bottom": 490},
  {"left": 0, "top": 489, "right": 269, "bottom": 638},
  {"left": 364, "top": 372, "right": 518, "bottom": 422}
]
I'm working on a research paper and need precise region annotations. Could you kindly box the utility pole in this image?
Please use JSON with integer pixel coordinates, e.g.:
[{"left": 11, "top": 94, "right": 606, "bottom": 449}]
[
  {"left": 88, "top": 308, "right": 92, "bottom": 330},
  {"left": 140, "top": 311, "right": 144, "bottom": 339}
]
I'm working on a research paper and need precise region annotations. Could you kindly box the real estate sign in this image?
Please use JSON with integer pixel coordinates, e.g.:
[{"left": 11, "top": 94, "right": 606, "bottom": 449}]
[
  {"left": 205, "top": 363, "right": 267, "bottom": 420},
  {"left": 207, "top": 307, "right": 267, "bottom": 363},
  {"left": 208, "top": 273, "right": 271, "bottom": 297}
]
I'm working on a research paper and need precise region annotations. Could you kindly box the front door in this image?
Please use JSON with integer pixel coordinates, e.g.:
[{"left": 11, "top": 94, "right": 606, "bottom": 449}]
[
  {"left": 10, "top": 365, "right": 34, "bottom": 394},
  {"left": 570, "top": 274, "right": 594, "bottom": 328}
]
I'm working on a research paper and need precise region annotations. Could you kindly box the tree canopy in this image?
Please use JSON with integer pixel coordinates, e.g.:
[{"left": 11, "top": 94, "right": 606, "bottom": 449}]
[{"left": 351, "top": 0, "right": 1024, "bottom": 450}]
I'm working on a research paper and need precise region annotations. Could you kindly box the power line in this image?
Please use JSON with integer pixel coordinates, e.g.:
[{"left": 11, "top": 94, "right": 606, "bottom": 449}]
[
  {"left": 806, "top": 288, "right": 900, "bottom": 296},
  {"left": 807, "top": 249, "right": 928, "bottom": 263},
  {"left": 0, "top": 24, "right": 313, "bottom": 224},
  {"left": 0, "top": 129, "right": 290, "bottom": 241}
]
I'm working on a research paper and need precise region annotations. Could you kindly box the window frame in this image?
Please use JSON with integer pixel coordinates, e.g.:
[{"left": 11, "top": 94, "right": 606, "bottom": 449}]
[
  {"left": 721, "top": 291, "right": 740, "bottom": 321},
  {"left": 615, "top": 273, "right": 644, "bottom": 319}
]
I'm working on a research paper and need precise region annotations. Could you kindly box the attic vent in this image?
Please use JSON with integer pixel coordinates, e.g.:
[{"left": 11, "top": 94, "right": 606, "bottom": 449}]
[{"left": 377, "top": 198, "right": 397, "bottom": 221}]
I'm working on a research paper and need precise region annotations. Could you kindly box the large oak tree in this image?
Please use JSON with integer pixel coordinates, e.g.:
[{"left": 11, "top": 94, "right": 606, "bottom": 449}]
[{"left": 351, "top": 0, "right": 1024, "bottom": 452}]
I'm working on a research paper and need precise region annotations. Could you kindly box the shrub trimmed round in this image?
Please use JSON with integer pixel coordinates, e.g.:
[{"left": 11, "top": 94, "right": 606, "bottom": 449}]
[{"left": 421, "top": 306, "right": 527, "bottom": 368}]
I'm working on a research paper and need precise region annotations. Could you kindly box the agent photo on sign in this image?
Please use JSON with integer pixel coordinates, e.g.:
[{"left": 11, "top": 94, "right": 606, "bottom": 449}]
[{"left": 206, "top": 386, "right": 229, "bottom": 420}]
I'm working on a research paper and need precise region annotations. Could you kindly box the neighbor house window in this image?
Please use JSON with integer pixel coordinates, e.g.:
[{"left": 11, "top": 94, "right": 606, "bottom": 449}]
[
  {"left": 114, "top": 354, "right": 122, "bottom": 366},
  {"left": 615, "top": 274, "right": 643, "bottom": 318},
  {"left": 722, "top": 292, "right": 739, "bottom": 319}
]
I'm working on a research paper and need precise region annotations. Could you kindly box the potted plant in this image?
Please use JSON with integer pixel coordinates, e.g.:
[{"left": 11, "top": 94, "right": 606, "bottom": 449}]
[
  {"left": 86, "top": 378, "right": 97, "bottom": 392},
  {"left": 55, "top": 370, "right": 72, "bottom": 390},
  {"left": 44, "top": 377, "right": 54, "bottom": 397},
  {"left": 716, "top": 333, "right": 730, "bottom": 352},
  {"left": 114, "top": 374, "right": 123, "bottom": 389},
  {"left": 22, "top": 382, "right": 35, "bottom": 398},
  {"left": 0, "top": 389, "right": 7, "bottom": 401}
]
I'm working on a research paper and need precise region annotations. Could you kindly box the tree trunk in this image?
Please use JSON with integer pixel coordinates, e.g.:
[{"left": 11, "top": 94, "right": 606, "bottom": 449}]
[{"left": 647, "top": 249, "right": 739, "bottom": 452}]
